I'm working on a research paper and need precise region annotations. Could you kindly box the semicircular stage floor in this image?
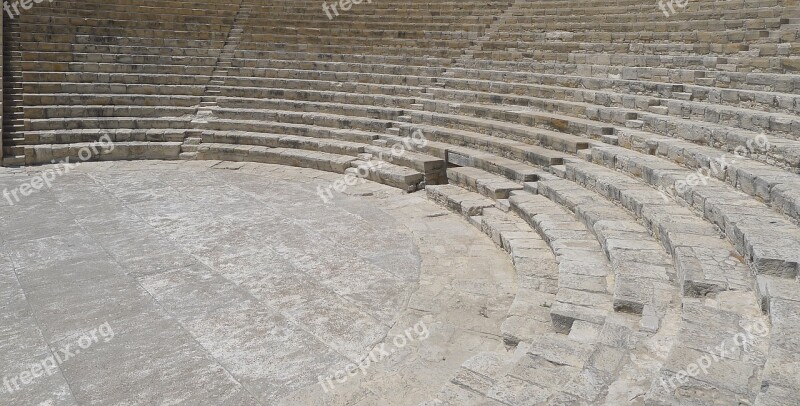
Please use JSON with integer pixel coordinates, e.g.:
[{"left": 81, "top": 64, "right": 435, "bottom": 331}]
[{"left": 0, "top": 159, "right": 517, "bottom": 405}]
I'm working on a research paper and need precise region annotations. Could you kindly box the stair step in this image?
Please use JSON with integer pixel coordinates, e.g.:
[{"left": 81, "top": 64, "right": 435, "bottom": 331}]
[
  {"left": 625, "top": 119, "right": 645, "bottom": 129},
  {"left": 447, "top": 166, "right": 523, "bottom": 199},
  {"left": 426, "top": 184, "right": 495, "bottom": 217},
  {"left": 2, "top": 156, "right": 26, "bottom": 166}
]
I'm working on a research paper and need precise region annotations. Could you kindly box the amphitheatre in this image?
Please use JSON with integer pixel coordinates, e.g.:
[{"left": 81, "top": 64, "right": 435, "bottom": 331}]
[{"left": 0, "top": 0, "right": 799, "bottom": 404}]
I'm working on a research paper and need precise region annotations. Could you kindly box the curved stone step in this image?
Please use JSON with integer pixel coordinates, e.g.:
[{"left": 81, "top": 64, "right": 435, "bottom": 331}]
[
  {"left": 519, "top": 183, "right": 675, "bottom": 330},
  {"left": 199, "top": 129, "right": 446, "bottom": 184},
  {"left": 395, "top": 121, "right": 570, "bottom": 168},
  {"left": 617, "top": 129, "right": 800, "bottom": 223},
  {"left": 587, "top": 144, "right": 800, "bottom": 279},
  {"left": 383, "top": 130, "right": 550, "bottom": 182},
  {"left": 756, "top": 284, "right": 800, "bottom": 405},
  {"left": 217, "top": 88, "right": 418, "bottom": 107},
  {"left": 437, "top": 66, "right": 800, "bottom": 115},
  {"left": 447, "top": 166, "right": 524, "bottom": 199},
  {"left": 429, "top": 315, "right": 661, "bottom": 405},
  {"left": 426, "top": 184, "right": 498, "bottom": 218},
  {"left": 645, "top": 294, "right": 770, "bottom": 405},
  {"left": 26, "top": 141, "right": 182, "bottom": 164},
  {"left": 202, "top": 118, "right": 380, "bottom": 144},
  {"left": 211, "top": 108, "right": 393, "bottom": 134},
  {"left": 425, "top": 184, "right": 561, "bottom": 346},
  {"left": 211, "top": 102, "right": 404, "bottom": 121},
  {"left": 561, "top": 158, "right": 792, "bottom": 291},
  {"left": 27, "top": 116, "right": 192, "bottom": 132},
  {"left": 507, "top": 191, "right": 614, "bottom": 334},
  {"left": 407, "top": 108, "right": 591, "bottom": 154}
]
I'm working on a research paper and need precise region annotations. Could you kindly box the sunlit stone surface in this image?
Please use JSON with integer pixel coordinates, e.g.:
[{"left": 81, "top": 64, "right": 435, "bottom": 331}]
[{"left": 0, "top": 161, "right": 516, "bottom": 405}]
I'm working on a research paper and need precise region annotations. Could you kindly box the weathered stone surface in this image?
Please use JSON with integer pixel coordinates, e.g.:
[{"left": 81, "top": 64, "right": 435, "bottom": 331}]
[
  {"left": 0, "top": 162, "right": 518, "bottom": 405},
  {"left": 5, "top": 0, "right": 800, "bottom": 403}
]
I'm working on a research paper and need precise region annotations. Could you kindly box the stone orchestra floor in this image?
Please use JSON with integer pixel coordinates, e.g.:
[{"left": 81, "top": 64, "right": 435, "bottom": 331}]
[{"left": 0, "top": 160, "right": 517, "bottom": 405}]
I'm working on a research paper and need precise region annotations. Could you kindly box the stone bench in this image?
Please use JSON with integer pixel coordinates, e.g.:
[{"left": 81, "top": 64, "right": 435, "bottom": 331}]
[
  {"left": 219, "top": 83, "right": 421, "bottom": 101},
  {"left": 616, "top": 129, "right": 800, "bottom": 224},
  {"left": 588, "top": 145, "right": 800, "bottom": 279},
  {"left": 229, "top": 60, "right": 447, "bottom": 76},
  {"left": 454, "top": 59, "right": 800, "bottom": 93},
  {"left": 26, "top": 141, "right": 182, "bottom": 164},
  {"left": 429, "top": 76, "right": 800, "bottom": 135},
  {"left": 24, "top": 72, "right": 211, "bottom": 86},
  {"left": 531, "top": 180, "right": 675, "bottom": 324},
  {"left": 203, "top": 119, "right": 380, "bottom": 145},
  {"left": 509, "top": 191, "right": 615, "bottom": 333},
  {"left": 386, "top": 129, "right": 548, "bottom": 182},
  {"left": 558, "top": 159, "right": 756, "bottom": 295},
  {"left": 400, "top": 120, "right": 570, "bottom": 168},
  {"left": 214, "top": 99, "right": 405, "bottom": 121},
  {"left": 447, "top": 166, "right": 524, "bottom": 199},
  {"left": 27, "top": 117, "right": 191, "bottom": 132},
  {"left": 210, "top": 107, "right": 393, "bottom": 134}
]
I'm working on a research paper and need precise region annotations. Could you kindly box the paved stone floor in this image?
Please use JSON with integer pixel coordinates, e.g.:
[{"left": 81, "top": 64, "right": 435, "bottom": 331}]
[{"left": 0, "top": 160, "right": 517, "bottom": 405}]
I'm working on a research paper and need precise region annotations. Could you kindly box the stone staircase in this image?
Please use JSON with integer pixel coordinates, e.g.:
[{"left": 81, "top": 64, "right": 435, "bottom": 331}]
[
  {"left": 185, "top": 0, "right": 253, "bottom": 161},
  {"left": 2, "top": 14, "right": 25, "bottom": 166}
]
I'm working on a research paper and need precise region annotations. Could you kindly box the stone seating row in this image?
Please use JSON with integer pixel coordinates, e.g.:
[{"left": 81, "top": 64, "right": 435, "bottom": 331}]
[
  {"left": 441, "top": 68, "right": 800, "bottom": 114},
  {"left": 21, "top": 33, "right": 225, "bottom": 49},
  {"left": 220, "top": 81, "right": 422, "bottom": 99},
  {"left": 21, "top": 16, "right": 233, "bottom": 29},
  {"left": 25, "top": 72, "right": 209, "bottom": 85},
  {"left": 411, "top": 114, "right": 775, "bottom": 404},
  {"left": 187, "top": 85, "right": 794, "bottom": 234},
  {"left": 21, "top": 61, "right": 213, "bottom": 75},
  {"left": 422, "top": 159, "right": 765, "bottom": 405},
  {"left": 21, "top": 51, "right": 217, "bottom": 67},
  {"left": 421, "top": 85, "right": 800, "bottom": 167},
  {"left": 454, "top": 59, "right": 800, "bottom": 93},
  {"left": 494, "top": 26, "right": 797, "bottom": 45},
  {"left": 238, "top": 34, "right": 473, "bottom": 50},
  {"left": 503, "top": 12, "right": 790, "bottom": 26},
  {"left": 406, "top": 95, "right": 798, "bottom": 277},
  {"left": 250, "top": 26, "right": 484, "bottom": 40},
  {"left": 390, "top": 111, "right": 797, "bottom": 291},
  {"left": 134, "top": 61, "right": 796, "bottom": 117},
  {"left": 513, "top": 0, "right": 781, "bottom": 10},
  {"left": 476, "top": 40, "right": 798, "bottom": 58},
  {"left": 28, "top": 82, "right": 206, "bottom": 96},
  {"left": 426, "top": 182, "right": 611, "bottom": 336},
  {"left": 37, "top": 0, "right": 237, "bottom": 10},
  {"left": 465, "top": 49, "right": 800, "bottom": 73},
  {"left": 218, "top": 90, "right": 417, "bottom": 115}
]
